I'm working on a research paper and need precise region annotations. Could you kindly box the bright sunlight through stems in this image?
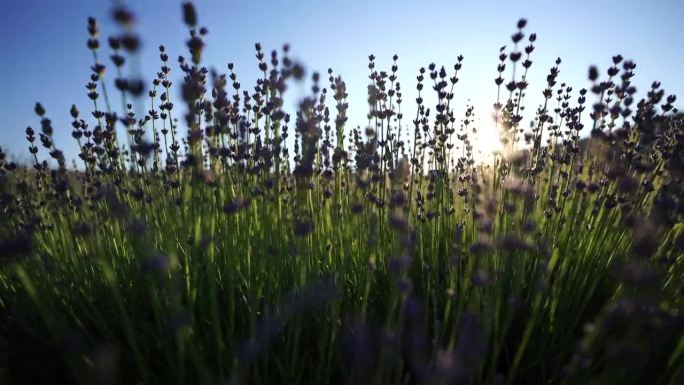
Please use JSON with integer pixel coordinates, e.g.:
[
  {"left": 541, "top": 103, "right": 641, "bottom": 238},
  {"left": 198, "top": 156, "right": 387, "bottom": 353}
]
[{"left": 472, "top": 111, "right": 504, "bottom": 163}]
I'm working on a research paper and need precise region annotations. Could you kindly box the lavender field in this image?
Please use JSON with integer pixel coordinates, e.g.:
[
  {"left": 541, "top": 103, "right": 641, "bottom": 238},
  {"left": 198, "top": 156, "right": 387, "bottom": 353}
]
[{"left": 0, "top": 1, "right": 683, "bottom": 384}]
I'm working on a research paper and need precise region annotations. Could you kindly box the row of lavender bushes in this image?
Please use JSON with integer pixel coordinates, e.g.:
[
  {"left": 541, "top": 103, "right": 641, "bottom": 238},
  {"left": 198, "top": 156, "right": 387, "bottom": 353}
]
[{"left": 1, "top": 2, "right": 683, "bottom": 384}]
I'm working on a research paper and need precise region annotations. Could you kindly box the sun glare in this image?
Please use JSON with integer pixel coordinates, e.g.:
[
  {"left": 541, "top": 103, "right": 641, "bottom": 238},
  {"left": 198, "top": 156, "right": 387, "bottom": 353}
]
[{"left": 470, "top": 113, "right": 504, "bottom": 163}]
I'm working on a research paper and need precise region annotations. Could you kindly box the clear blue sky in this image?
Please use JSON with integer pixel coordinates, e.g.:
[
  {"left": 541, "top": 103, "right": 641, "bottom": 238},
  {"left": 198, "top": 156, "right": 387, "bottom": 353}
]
[{"left": 1, "top": 0, "right": 682, "bottom": 162}]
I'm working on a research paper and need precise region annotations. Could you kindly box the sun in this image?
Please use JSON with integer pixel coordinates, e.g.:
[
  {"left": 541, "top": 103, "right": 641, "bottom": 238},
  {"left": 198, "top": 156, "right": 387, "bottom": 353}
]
[{"left": 470, "top": 112, "right": 504, "bottom": 163}]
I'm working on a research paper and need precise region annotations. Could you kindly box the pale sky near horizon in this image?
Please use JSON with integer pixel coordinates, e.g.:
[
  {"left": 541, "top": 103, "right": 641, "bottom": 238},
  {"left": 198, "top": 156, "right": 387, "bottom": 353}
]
[{"left": 1, "top": 0, "right": 682, "bottom": 163}]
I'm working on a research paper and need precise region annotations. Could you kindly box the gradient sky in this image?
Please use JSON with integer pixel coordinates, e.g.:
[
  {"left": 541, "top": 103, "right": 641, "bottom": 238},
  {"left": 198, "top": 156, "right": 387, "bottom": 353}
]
[{"left": 1, "top": 0, "right": 682, "bottom": 163}]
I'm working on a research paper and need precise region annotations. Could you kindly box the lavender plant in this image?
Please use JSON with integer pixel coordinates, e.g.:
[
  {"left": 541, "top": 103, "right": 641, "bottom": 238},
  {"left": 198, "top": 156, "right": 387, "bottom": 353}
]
[{"left": 0, "top": 2, "right": 682, "bottom": 385}]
